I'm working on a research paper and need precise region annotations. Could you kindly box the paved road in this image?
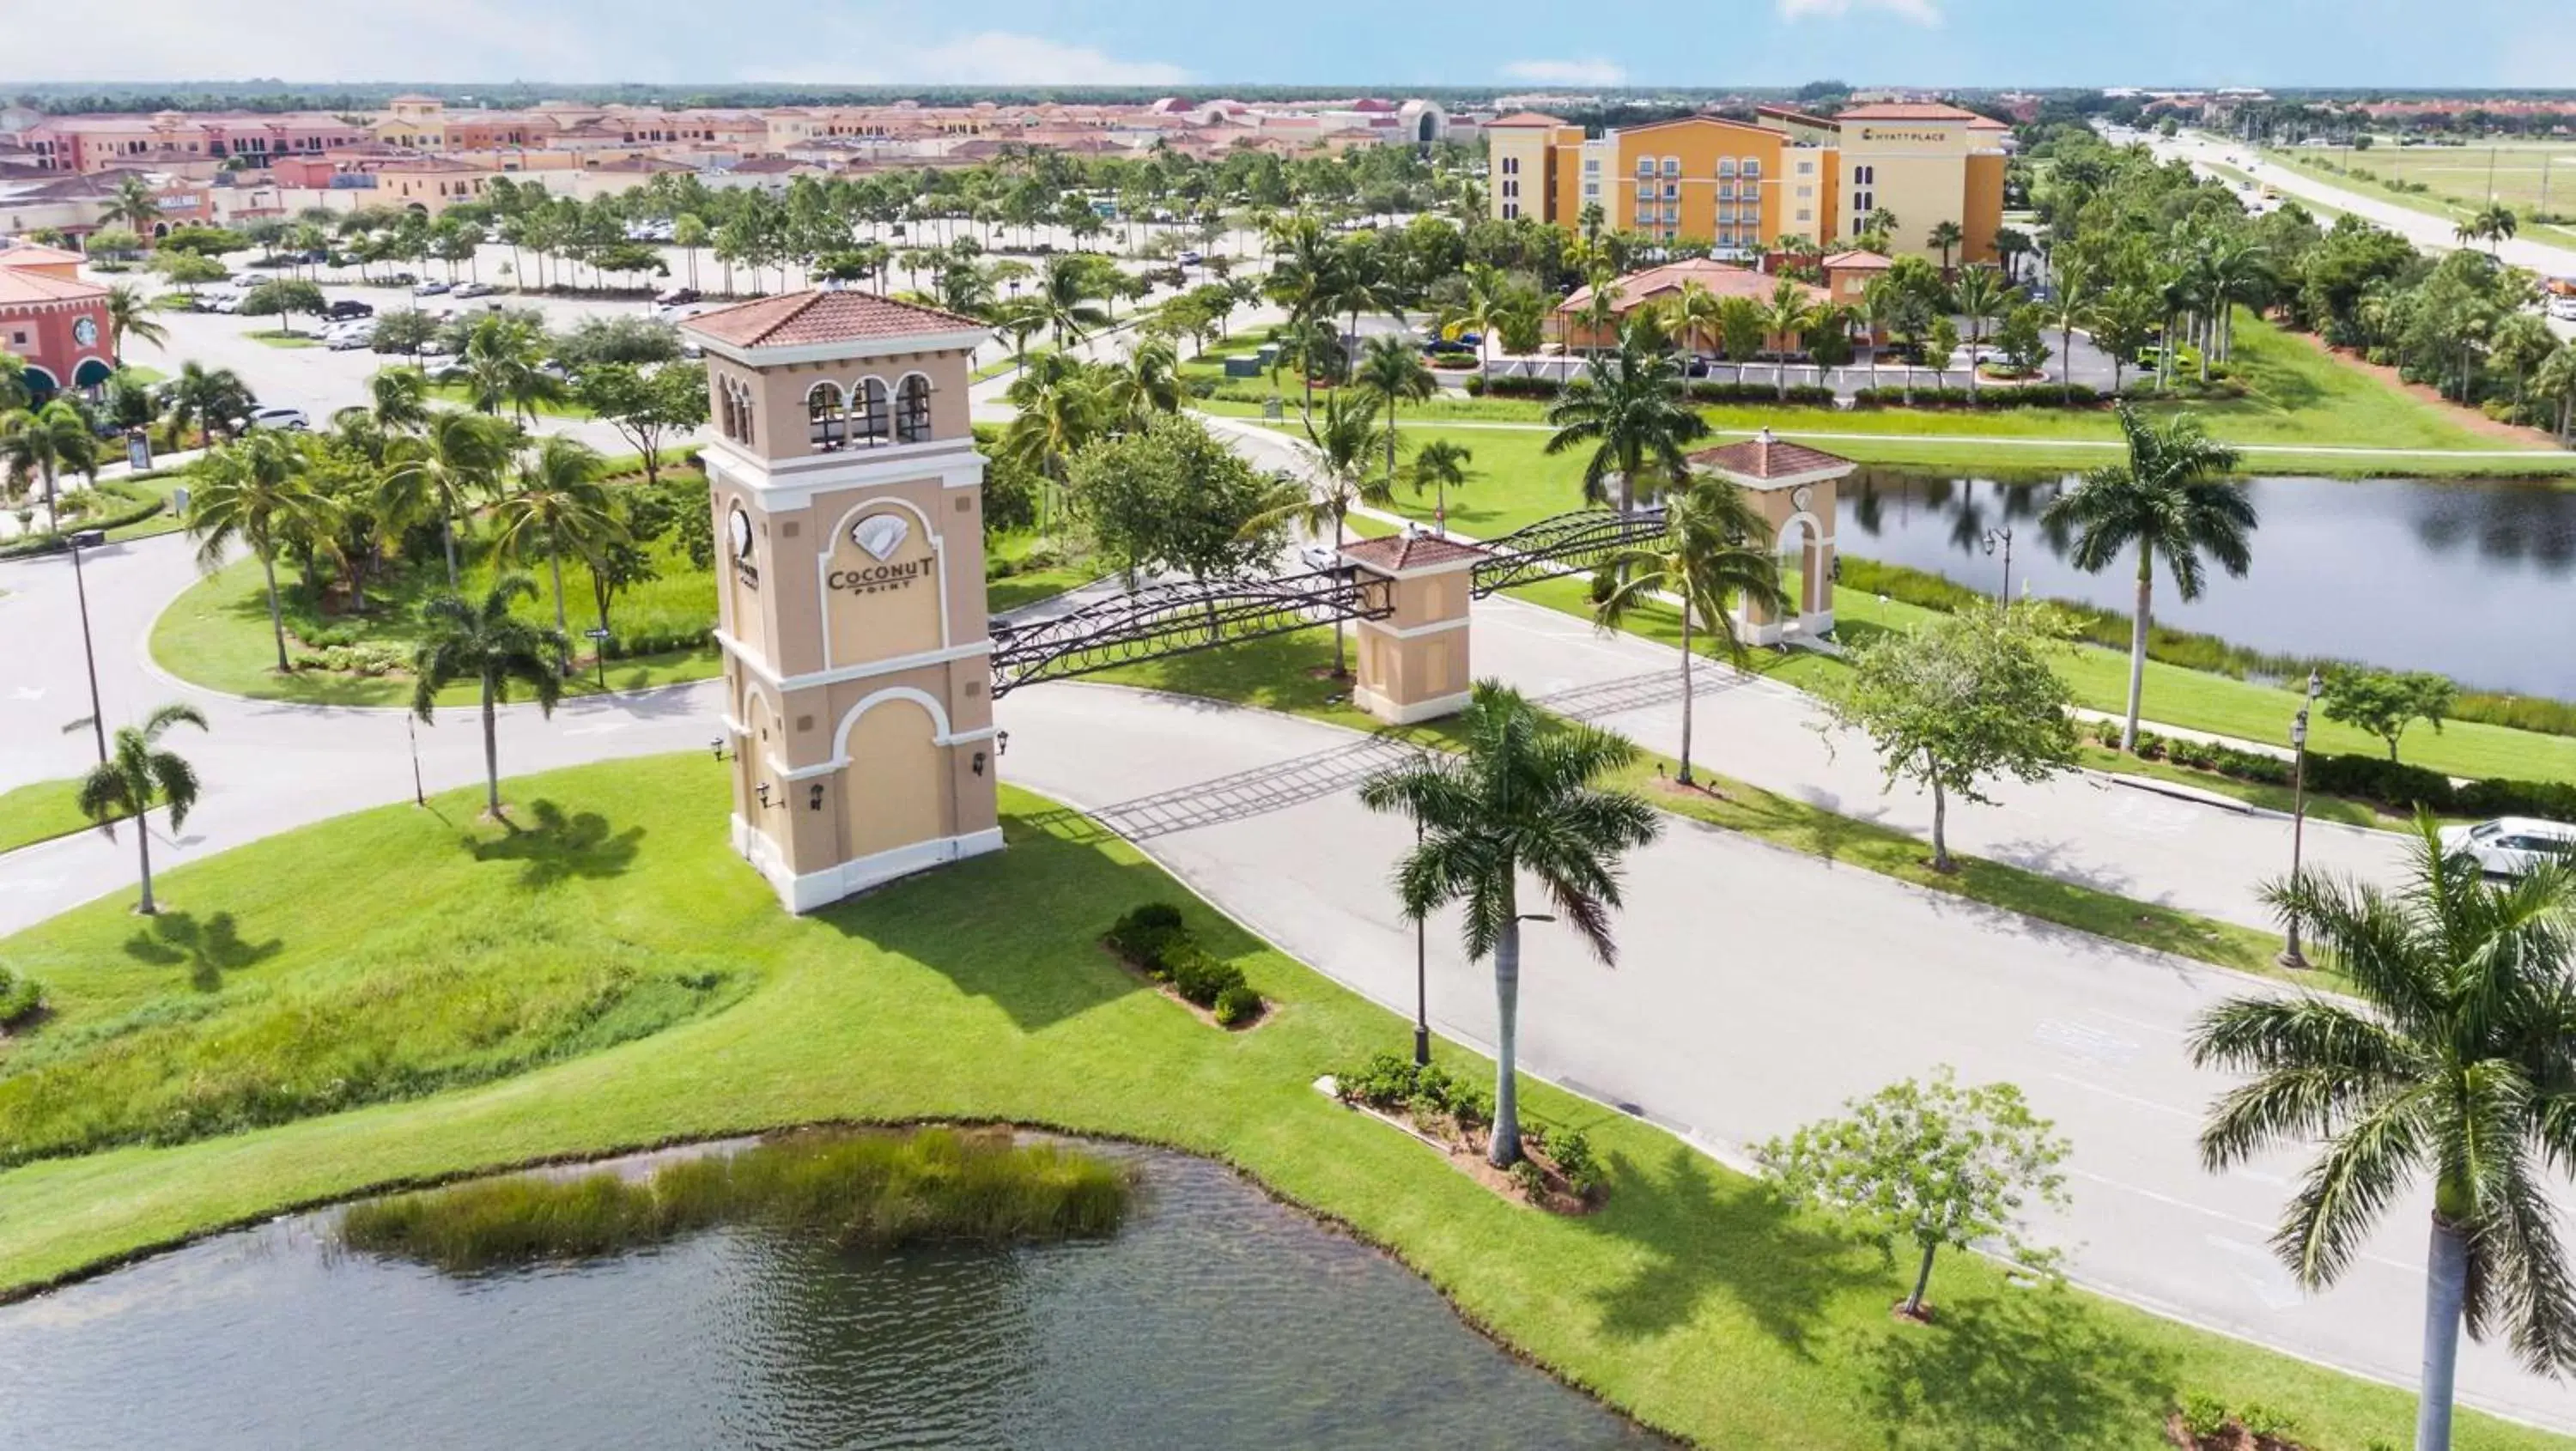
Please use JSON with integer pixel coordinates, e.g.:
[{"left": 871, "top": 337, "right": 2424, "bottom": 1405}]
[
  {"left": 997, "top": 680, "right": 2575, "bottom": 1433},
  {"left": 0, "top": 534, "right": 720, "bottom": 937}
]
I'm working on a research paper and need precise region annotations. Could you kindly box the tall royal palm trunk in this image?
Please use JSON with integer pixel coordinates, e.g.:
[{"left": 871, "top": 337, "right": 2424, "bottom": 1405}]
[
  {"left": 1330, "top": 511, "right": 1350, "bottom": 677},
  {"left": 2418, "top": 1213, "right": 2469, "bottom": 1451},
  {"left": 1489, "top": 890, "right": 1524, "bottom": 1168},
  {"left": 442, "top": 517, "right": 460, "bottom": 588},
  {"left": 549, "top": 549, "right": 573, "bottom": 675},
  {"left": 479, "top": 681, "right": 502, "bottom": 816},
  {"left": 260, "top": 549, "right": 289, "bottom": 672},
  {"left": 2122, "top": 541, "right": 2153, "bottom": 753},
  {"left": 1676, "top": 604, "right": 1697, "bottom": 786},
  {"left": 133, "top": 808, "right": 158, "bottom": 915}
]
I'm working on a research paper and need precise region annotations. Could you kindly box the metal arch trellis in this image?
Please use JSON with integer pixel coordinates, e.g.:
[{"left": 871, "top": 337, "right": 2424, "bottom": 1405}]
[
  {"left": 986, "top": 506, "right": 1671, "bottom": 700},
  {"left": 1468, "top": 507, "right": 1668, "bottom": 597},
  {"left": 988, "top": 566, "right": 1389, "bottom": 698}
]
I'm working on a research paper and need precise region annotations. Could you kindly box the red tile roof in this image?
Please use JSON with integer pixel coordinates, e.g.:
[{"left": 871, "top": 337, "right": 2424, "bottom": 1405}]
[
  {"left": 1820, "top": 250, "right": 1893, "bottom": 270},
  {"left": 681, "top": 288, "right": 985, "bottom": 349},
  {"left": 1835, "top": 102, "right": 1982, "bottom": 122},
  {"left": 1485, "top": 112, "right": 1570, "bottom": 128},
  {"left": 1688, "top": 430, "right": 1853, "bottom": 482},
  {"left": 1340, "top": 532, "right": 1487, "bottom": 573},
  {"left": 0, "top": 268, "right": 106, "bottom": 306},
  {"left": 1558, "top": 258, "right": 1826, "bottom": 314},
  {"left": 0, "top": 241, "right": 88, "bottom": 270}
]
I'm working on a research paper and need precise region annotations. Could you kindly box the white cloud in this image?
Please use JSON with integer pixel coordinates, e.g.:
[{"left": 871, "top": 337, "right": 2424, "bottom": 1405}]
[
  {"left": 0, "top": 1, "right": 1184, "bottom": 86},
  {"left": 1499, "top": 58, "right": 1629, "bottom": 87},
  {"left": 754, "top": 32, "right": 1188, "bottom": 87},
  {"left": 1777, "top": 0, "right": 1942, "bottom": 24}
]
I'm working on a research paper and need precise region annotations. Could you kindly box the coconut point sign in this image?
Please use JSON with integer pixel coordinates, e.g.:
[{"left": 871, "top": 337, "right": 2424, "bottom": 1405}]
[{"left": 828, "top": 512, "right": 933, "bottom": 596}]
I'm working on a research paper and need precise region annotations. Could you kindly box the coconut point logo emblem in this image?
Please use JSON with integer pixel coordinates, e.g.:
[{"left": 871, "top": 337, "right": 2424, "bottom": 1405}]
[
  {"left": 828, "top": 512, "right": 933, "bottom": 595},
  {"left": 729, "top": 504, "right": 759, "bottom": 587}
]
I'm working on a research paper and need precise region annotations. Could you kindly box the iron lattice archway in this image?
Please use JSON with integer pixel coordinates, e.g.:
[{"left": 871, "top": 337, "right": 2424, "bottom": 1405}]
[
  {"left": 1469, "top": 507, "right": 1668, "bottom": 597},
  {"left": 989, "top": 565, "right": 1388, "bottom": 699}
]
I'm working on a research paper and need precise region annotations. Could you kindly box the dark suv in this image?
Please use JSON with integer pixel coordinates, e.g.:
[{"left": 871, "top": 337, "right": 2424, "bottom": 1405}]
[{"left": 325, "top": 299, "right": 375, "bottom": 319}]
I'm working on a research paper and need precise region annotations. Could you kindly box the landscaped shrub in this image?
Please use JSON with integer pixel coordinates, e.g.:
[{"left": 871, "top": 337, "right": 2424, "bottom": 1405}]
[
  {"left": 1685, "top": 380, "right": 1838, "bottom": 406},
  {"left": 338, "top": 1126, "right": 1133, "bottom": 1272},
  {"left": 1334, "top": 1052, "right": 1491, "bottom": 1132},
  {"left": 2108, "top": 720, "right": 2576, "bottom": 823},
  {"left": 1103, "top": 902, "right": 1263, "bottom": 1023},
  {"left": 1547, "top": 1127, "right": 1605, "bottom": 1197},
  {"left": 2177, "top": 1392, "right": 2233, "bottom": 1442},
  {"left": 0, "top": 480, "right": 167, "bottom": 559},
  {"left": 1478, "top": 374, "right": 1564, "bottom": 400},
  {"left": 1848, "top": 383, "right": 2109, "bottom": 410},
  {"left": 0, "top": 966, "right": 44, "bottom": 1031}
]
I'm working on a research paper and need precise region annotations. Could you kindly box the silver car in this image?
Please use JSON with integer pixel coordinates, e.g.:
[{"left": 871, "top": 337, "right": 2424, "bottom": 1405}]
[{"left": 2440, "top": 818, "right": 2576, "bottom": 878}]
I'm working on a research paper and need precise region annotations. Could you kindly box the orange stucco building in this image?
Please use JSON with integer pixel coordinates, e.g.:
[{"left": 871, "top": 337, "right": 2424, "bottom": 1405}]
[{"left": 1488, "top": 103, "right": 2006, "bottom": 266}]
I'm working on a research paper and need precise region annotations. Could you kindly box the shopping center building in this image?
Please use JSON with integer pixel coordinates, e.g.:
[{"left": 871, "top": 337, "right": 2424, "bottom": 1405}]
[{"left": 1486, "top": 102, "right": 2005, "bottom": 265}]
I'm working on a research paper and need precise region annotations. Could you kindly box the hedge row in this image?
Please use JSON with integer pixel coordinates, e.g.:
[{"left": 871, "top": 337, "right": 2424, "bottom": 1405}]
[
  {"left": 1104, "top": 903, "right": 1265, "bottom": 1026},
  {"left": 1848, "top": 383, "right": 2114, "bottom": 410},
  {"left": 2110, "top": 722, "right": 2576, "bottom": 823},
  {"left": 0, "top": 480, "right": 167, "bottom": 560}
]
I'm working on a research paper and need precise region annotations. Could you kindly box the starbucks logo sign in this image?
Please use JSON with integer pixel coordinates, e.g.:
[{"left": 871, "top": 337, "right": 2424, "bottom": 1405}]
[{"left": 72, "top": 316, "right": 98, "bottom": 347}]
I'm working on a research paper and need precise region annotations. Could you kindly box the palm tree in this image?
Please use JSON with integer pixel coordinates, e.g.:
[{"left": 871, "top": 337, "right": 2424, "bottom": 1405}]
[
  {"left": 1461, "top": 260, "right": 1516, "bottom": 375},
  {"left": 1358, "top": 683, "right": 1662, "bottom": 1167},
  {"left": 999, "top": 352, "right": 1109, "bottom": 540},
  {"left": 1400, "top": 438, "right": 1473, "bottom": 536},
  {"left": 1242, "top": 389, "right": 1387, "bottom": 677},
  {"left": 1034, "top": 253, "right": 1112, "bottom": 349},
  {"left": 1595, "top": 472, "right": 1787, "bottom": 786},
  {"left": 0, "top": 398, "right": 94, "bottom": 508},
  {"left": 455, "top": 313, "right": 562, "bottom": 424},
  {"left": 76, "top": 703, "right": 206, "bottom": 916},
  {"left": 1354, "top": 333, "right": 1435, "bottom": 483},
  {"left": 1662, "top": 278, "right": 1727, "bottom": 362},
  {"left": 1927, "top": 220, "right": 1965, "bottom": 273},
  {"left": 1953, "top": 265, "right": 2013, "bottom": 402},
  {"left": 161, "top": 361, "right": 255, "bottom": 446},
  {"left": 1543, "top": 337, "right": 1707, "bottom": 514},
  {"left": 1104, "top": 337, "right": 1182, "bottom": 426},
  {"left": 187, "top": 432, "right": 339, "bottom": 673},
  {"left": 2535, "top": 345, "right": 2576, "bottom": 445},
  {"left": 2041, "top": 404, "right": 2253, "bottom": 752},
  {"left": 411, "top": 574, "right": 568, "bottom": 818},
  {"left": 380, "top": 410, "right": 515, "bottom": 586},
  {"left": 2457, "top": 203, "right": 2518, "bottom": 257},
  {"left": 2046, "top": 256, "right": 2099, "bottom": 389},
  {"left": 1760, "top": 279, "right": 1820, "bottom": 398},
  {"left": 489, "top": 435, "right": 621, "bottom": 657},
  {"left": 107, "top": 174, "right": 161, "bottom": 238},
  {"left": 2190, "top": 821, "right": 2576, "bottom": 1451},
  {"left": 343, "top": 365, "right": 432, "bottom": 437},
  {"left": 102, "top": 284, "right": 166, "bottom": 366}
]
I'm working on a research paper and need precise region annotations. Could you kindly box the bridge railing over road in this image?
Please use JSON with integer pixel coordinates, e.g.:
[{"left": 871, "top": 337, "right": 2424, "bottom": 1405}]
[{"left": 988, "top": 565, "right": 1389, "bottom": 699}]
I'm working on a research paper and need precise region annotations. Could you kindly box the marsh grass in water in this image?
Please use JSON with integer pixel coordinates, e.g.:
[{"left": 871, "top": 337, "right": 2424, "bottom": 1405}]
[{"left": 337, "top": 1127, "right": 1133, "bottom": 1272}]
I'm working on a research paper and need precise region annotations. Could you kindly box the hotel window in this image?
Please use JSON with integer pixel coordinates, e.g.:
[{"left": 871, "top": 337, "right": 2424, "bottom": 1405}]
[
  {"left": 1716, "top": 158, "right": 1737, "bottom": 178},
  {"left": 1742, "top": 158, "right": 1763, "bottom": 179},
  {"left": 1796, "top": 185, "right": 1813, "bottom": 199},
  {"left": 1582, "top": 157, "right": 1600, "bottom": 173},
  {"left": 1719, "top": 204, "right": 1736, "bottom": 224},
  {"left": 1661, "top": 156, "right": 1680, "bottom": 177},
  {"left": 1716, "top": 227, "right": 1735, "bottom": 247},
  {"left": 1796, "top": 158, "right": 1815, "bottom": 174},
  {"left": 1635, "top": 156, "right": 1653, "bottom": 177},
  {"left": 1501, "top": 156, "right": 1519, "bottom": 175},
  {"left": 1717, "top": 181, "right": 1734, "bottom": 200},
  {"left": 1663, "top": 204, "right": 1680, "bottom": 223},
  {"left": 1854, "top": 164, "right": 1875, "bottom": 185},
  {"left": 1853, "top": 191, "right": 1874, "bottom": 216},
  {"left": 1797, "top": 209, "right": 1813, "bottom": 222},
  {"left": 1662, "top": 183, "right": 1678, "bottom": 199},
  {"left": 1582, "top": 181, "right": 1600, "bottom": 199},
  {"left": 1501, "top": 203, "right": 1519, "bottom": 220}
]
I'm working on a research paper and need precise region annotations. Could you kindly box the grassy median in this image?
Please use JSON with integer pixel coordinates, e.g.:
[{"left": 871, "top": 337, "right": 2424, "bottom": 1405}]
[{"left": 0, "top": 754, "right": 2558, "bottom": 1449}]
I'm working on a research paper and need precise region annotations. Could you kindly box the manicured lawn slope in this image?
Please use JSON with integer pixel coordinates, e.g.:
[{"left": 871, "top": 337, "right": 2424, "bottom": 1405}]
[
  {"left": 0, "top": 755, "right": 2554, "bottom": 1448},
  {"left": 0, "top": 779, "right": 104, "bottom": 857}
]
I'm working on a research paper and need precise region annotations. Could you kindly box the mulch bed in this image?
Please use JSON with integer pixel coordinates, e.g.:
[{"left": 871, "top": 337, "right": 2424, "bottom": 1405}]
[{"left": 1336, "top": 1093, "right": 1598, "bottom": 1215}]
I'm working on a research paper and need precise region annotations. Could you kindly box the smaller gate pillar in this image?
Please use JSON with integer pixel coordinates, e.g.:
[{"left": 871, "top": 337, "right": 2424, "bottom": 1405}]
[
  {"left": 1339, "top": 531, "right": 1486, "bottom": 725},
  {"left": 1686, "top": 428, "right": 1856, "bottom": 647}
]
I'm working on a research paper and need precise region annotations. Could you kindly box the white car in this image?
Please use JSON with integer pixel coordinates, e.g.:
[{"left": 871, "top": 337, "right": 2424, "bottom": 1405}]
[
  {"left": 2440, "top": 818, "right": 2576, "bottom": 878},
  {"left": 452, "top": 282, "right": 495, "bottom": 299},
  {"left": 2549, "top": 295, "right": 2576, "bottom": 322},
  {"left": 246, "top": 407, "right": 310, "bottom": 432},
  {"left": 325, "top": 325, "right": 376, "bottom": 351}
]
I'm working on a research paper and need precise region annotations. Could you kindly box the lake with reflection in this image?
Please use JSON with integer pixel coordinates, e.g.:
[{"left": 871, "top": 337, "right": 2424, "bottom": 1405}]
[
  {"left": 0, "top": 1144, "right": 1668, "bottom": 1451},
  {"left": 1838, "top": 469, "right": 2576, "bottom": 697}
]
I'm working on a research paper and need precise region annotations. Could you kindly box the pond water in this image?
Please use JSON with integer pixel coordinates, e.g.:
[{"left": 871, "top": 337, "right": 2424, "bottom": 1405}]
[
  {"left": 0, "top": 1144, "right": 1667, "bottom": 1451},
  {"left": 1838, "top": 469, "right": 2576, "bottom": 697}
]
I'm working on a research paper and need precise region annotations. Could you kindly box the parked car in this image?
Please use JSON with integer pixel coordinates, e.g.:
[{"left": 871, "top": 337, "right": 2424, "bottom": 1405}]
[
  {"left": 452, "top": 282, "right": 495, "bottom": 299},
  {"left": 2549, "top": 295, "right": 2576, "bottom": 322},
  {"left": 412, "top": 279, "right": 451, "bottom": 297},
  {"left": 205, "top": 293, "right": 244, "bottom": 314},
  {"left": 2440, "top": 819, "right": 2576, "bottom": 878},
  {"left": 416, "top": 338, "right": 453, "bottom": 358},
  {"left": 654, "top": 286, "right": 701, "bottom": 307},
  {"left": 325, "top": 299, "right": 375, "bottom": 319},
  {"left": 246, "top": 407, "right": 310, "bottom": 431},
  {"left": 1297, "top": 544, "right": 1339, "bottom": 573},
  {"left": 326, "top": 325, "right": 377, "bottom": 351},
  {"left": 1176, "top": 249, "right": 1204, "bottom": 267}
]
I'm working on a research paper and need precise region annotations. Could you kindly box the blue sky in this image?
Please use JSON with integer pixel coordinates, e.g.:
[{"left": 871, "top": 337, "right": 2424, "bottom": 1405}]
[{"left": 6, "top": 0, "right": 2570, "bottom": 89}]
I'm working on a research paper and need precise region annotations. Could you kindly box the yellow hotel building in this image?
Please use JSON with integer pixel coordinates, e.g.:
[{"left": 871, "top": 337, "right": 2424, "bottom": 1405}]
[{"left": 1487, "top": 103, "right": 2005, "bottom": 266}]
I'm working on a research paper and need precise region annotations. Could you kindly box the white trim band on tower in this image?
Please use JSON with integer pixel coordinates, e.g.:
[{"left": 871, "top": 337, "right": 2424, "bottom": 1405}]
[{"left": 714, "top": 632, "right": 992, "bottom": 693}]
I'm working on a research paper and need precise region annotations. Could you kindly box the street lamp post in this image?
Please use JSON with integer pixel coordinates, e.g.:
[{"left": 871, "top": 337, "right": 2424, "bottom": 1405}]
[
  {"left": 2279, "top": 668, "right": 2325, "bottom": 970},
  {"left": 42, "top": 471, "right": 108, "bottom": 763},
  {"left": 1412, "top": 815, "right": 1431, "bottom": 1067},
  {"left": 1980, "top": 525, "right": 2014, "bottom": 603}
]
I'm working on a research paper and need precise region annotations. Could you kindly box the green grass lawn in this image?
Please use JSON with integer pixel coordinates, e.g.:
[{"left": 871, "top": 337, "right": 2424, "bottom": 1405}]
[
  {"left": 0, "top": 779, "right": 113, "bottom": 857},
  {"left": 247, "top": 330, "right": 318, "bottom": 349},
  {"left": 0, "top": 753, "right": 2555, "bottom": 1450},
  {"left": 2255, "top": 141, "right": 2576, "bottom": 251},
  {"left": 985, "top": 526, "right": 1101, "bottom": 614},
  {"left": 151, "top": 537, "right": 724, "bottom": 708},
  {"left": 1201, "top": 312, "right": 2572, "bottom": 476}
]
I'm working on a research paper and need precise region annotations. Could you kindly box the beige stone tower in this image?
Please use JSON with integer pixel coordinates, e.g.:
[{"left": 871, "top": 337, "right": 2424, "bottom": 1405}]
[
  {"left": 1688, "top": 430, "right": 1856, "bottom": 647},
  {"left": 680, "top": 290, "right": 1000, "bottom": 913},
  {"left": 1340, "top": 531, "right": 1485, "bottom": 725}
]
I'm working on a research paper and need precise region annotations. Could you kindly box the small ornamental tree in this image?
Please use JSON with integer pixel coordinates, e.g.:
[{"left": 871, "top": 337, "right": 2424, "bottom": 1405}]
[
  {"left": 239, "top": 278, "right": 326, "bottom": 337},
  {"left": 575, "top": 361, "right": 707, "bottom": 489},
  {"left": 1760, "top": 1067, "right": 2071, "bottom": 1321},
  {"left": 1072, "top": 415, "right": 1293, "bottom": 620},
  {"left": 2319, "top": 665, "right": 2457, "bottom": 762},
  {"left": 1814, "top": 602, "right": 2080, "bottom": 872}
]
